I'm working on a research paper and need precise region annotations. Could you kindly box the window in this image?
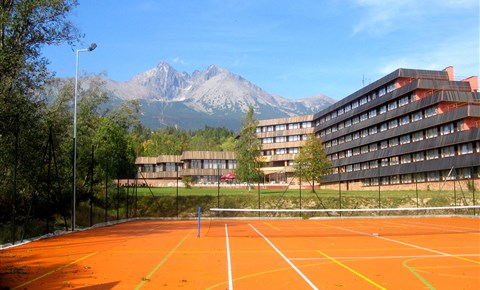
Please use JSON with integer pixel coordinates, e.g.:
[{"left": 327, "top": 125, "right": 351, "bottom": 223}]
[
  {"left": 288, "top": 147, "right": 299, "bottom": 154},
  {"left": 412, "top": 111, "right": 423, "bottom": 122},
  {"left": 353, "top": 163, "right": 361, "bottom": 171},
  {"left": 275, "top": 136, "right": 286, "bottom": 142},
  {"left": 427, "top": 172, "right": 439, "bottom": 181},
  {"left": 345, "top": 134, "right": 352, "bottom": 142},
  {"left": 276, "top": 148, "right": 286, "bottom": 154},
  {"left": 426, "top": 149, "right": 439, "bottom": 160},
  {"left": 369, "top": 126, "right": 377, "bottom": 135},
  {"left": 192, "top": 160, "right": 202, "bottom": 169},
  {"left": 400, "top": 134, "right": 411, "bottom": 144},
  {"left": 353, "top": 147, "right": 360, "bottom": 156},
  {"left": 440, "top": 123, "right": 454, "bottom": 135},
  {"left": 388, "top": 101, "right": 397, "bottom": 111},
  {"left": 263, "top": 137, "right": 274, "bottom": 144},
  {"left": 389, "top": 138, "right": 399, "bottom": 147},
  {"left": 370, "top": 160, "right": 378, "bottom": 168},
  {"left": 398, "top": 95, "right": 410, "bottom": 107},
  {"left": 353, "top": 132, "right": 360, "bottom": 140},
  {"left": 266, "top": 126, "right": 273, "bottom": 132},
  {"left": 166, "top": 162, "right": 177, "bottom": 171},
  {"left": 379, "top": 87, "right": 386, "bottom": 97},
  {"left": 412, "top": 131, "right": 424, "bottom": 142},
  {"left": 361, "top": 162, "right": 369, "bottom": 170},
  {"left": 441, "top": 146, "right": 455, "bottom": 157},
  {"left": 425, "top": 127, "right": 438, "bottom": 139},
  {"left": 338, "top": 122, "right": 344, "bottom": 130},
  {"left": 387, "top": 83, "right": 395, "bottom": 93},
  {"left": 413, "top": 152, "right": 424, "bottom": 162},
  {"left": 369, "top": 109, "right": 377, "bottom": 118},
  {"left": 391, "top": 175, "right": 400, "bottom": 184},
  {"left": 338, "top": 107, "right": 344, "bottom": 115},
  {"left": 361, "top": 129, "right": 368, "bottom": 138},
  {"left": 275, "top": 124, "right": 286, "bottom": 131},
  {"left": 352, "top": 100, "right": 359, "bottom": 109},
  {"left": 388, "top": 119, "right": 398, "bottom": 129},
  {"left": 380, "top": 123, "right": 388, "bottom": 132},
  {"left": 369, "top": 143, "right": 378, "bottom": 151},
  {"left": 352, "top": 116, "right": 360, "bottom": 124},
  {"left": 346, "top": 149, "right": 353, "bottom": 157},
  {"left": 399, "top": 115, "right": 410, "bottom": 125},
  {"left": 459, "top": 143, "right": 473, "bottom": 155},
  {"left": 379, "top": 105, "right": 387, "bottom": 114},
  {"left": 381, "top": 158, "right": 389, "bottom": 167},
  {"left": 360, "top": 113, "right": 368, "bottom": 122},
  {"left": 345, "top": 104, "right": 351, "bottom": 112},
  {"left": 345, "top": 119, "right": 352, "bottom": 127},
  {"left": 401, "top": 154, "right": 411, "bottom": 164},
  {"left": 361, "top": 145, "right": 369, "bottom": 154},
  {"left": 360, "top": 97, "right": 368, "bottom": 106},
  {"left": 288, "top": 135, "right": 300, "bottom": 142},
  {"left": 288, "top": 123, "right": 299, "bottom": 130},
  {"left": 424, "top": 106, "right": 437, "bottom": 118},
  {"left": 380, "top": 140, "right": 388, "bottom": 149},
  {"left": 302, "top": 122, "right": 311, "bottom": 128},
  {"left": 390, "top": 156, "right": 399, "bottom": 165},
  {"left": 401, "top": 174, "right": 413, "bottom": 184}
]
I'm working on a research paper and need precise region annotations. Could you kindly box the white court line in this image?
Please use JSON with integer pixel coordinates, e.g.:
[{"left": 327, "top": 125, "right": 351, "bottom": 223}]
[
  {"left": 334, "top": 226, "right": 473, "bottom": 260},
  {"left": 249, "top": 224, "right": 318, "bottom": 290},
  {"left": 290, "top": 253, "right": 480, "bottom": 261},
  {"left": 382, "top": 220, "right": 480, "bottom": 235},
  {"left": 225, "top": 224, "right": 233, "bottom": 290}
]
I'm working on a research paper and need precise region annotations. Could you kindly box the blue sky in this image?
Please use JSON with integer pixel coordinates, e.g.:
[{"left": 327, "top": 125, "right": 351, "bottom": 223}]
[{"left": 43, "top": 0, "right": 479, "bottom": 100}]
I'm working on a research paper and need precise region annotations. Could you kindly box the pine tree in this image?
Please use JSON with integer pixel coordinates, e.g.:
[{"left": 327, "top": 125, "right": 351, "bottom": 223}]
[
  {"left": 294, "top": 133, "right": 332, "bottom": 192},
  {"left": 234, "top": 106, "right": 262, "bottom": 190}
]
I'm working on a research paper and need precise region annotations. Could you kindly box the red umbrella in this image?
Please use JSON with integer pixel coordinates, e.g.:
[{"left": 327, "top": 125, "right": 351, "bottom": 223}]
[{"left": 220, "top": 172, "right": 236, "bottom": 179}]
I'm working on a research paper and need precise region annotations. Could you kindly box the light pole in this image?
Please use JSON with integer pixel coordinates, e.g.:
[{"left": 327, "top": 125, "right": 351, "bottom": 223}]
[{"left": 73, "top": 43, "right": 96, "bottom": 231}]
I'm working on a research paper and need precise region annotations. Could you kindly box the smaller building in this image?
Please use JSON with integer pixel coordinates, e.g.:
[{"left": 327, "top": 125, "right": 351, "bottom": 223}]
[{"left": 135, "top": 151, "right": 236, "bottom": 187}]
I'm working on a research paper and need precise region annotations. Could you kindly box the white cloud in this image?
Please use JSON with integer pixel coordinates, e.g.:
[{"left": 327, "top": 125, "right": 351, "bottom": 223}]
[{"left": 172, "top": 57, "right": 187, "bottom": 65}]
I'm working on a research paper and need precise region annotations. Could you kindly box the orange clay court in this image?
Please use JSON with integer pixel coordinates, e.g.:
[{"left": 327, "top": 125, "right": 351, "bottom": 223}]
[{"left": 1, "top": 216, "right": 479, "bottom": 289}]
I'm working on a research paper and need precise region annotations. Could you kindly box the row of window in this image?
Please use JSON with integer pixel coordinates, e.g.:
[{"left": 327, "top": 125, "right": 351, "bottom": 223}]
[
  {"left": 332, "top": 142, "right": 477, "bottom": 174},
  {"left": 315, "top": 82, "right": 397, "bottom": 126},
  {"left": 140, "top": 160, "right": 238, "bottom": 172},
  {"left": 260, "top": 147, "right": 299, "bottom": 156},
  {"left": 257, "top": 121, "right": 312, "bottom": 133},
  {"left": 262, "top": 134, "right": 308, "bottom": 144},
  {"left": 361, "top": 168, "right": 477, "bottom": 186},
  {"left": 319, "top": 101, "right": 436, "bottom": 141},
  {"left": 187, "top": 159, "right": 237, "bottom": 170},
  {"left": 328, "top": 121, "right": 466, "bottom": 160}
]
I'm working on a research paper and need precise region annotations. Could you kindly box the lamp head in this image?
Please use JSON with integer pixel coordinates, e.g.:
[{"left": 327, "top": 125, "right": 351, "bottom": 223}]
[{"left": 88, "top": 43, "right": 97, "bottom": 51}]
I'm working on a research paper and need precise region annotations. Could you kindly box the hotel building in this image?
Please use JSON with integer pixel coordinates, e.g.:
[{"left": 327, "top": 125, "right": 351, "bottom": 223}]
[{"left": 136, "top": 66, "right": 480, "bottom": 190}]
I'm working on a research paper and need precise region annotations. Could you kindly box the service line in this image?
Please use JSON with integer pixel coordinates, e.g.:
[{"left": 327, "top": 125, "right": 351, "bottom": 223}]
[
  {"left": 249, "top": 224, "right": 318, "bottom": 290},
  {"left": 225, "top": 224, "right": 234, "bottom": 290}
]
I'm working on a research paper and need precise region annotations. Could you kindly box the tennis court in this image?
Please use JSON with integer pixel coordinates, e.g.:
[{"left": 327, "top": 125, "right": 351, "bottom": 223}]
[{"left": 1, "top": 213, "right": 479, "bottom": 289}]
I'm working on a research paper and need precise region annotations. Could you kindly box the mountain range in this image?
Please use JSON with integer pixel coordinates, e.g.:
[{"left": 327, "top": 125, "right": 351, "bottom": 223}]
[{"left": 65, "top": 62, "right": 336, "bottom": 131}]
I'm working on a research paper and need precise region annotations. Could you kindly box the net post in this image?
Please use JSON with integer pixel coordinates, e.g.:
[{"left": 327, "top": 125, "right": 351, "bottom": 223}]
[{"left": 197, "top": 207, "right": 201, "bottom": 238}]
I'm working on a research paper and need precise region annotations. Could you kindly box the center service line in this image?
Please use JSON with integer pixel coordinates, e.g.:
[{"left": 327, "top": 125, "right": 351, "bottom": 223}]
[
  {"left": 225, "top": 224, "right": 234, "bottom": 290},
  {"left": 249, "top": 224, "right": 318, "bottom": 290}
]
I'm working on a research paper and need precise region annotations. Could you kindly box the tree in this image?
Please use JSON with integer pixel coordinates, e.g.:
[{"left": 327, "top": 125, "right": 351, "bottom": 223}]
[
  {"left": 293, "top": 133, "right": 332, "bottom": 192},
  {"left": 0, "top": 0, "right": 80, "bottom": 236},
  {"left": 234, "top": 106, "right": 263, "bottom": 190}
]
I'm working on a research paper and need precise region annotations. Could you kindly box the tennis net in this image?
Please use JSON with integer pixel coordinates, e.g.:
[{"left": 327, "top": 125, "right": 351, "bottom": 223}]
[
  {"left": 209, "top": 205, "right": 480, "bottom": 218},
  {"left": 201, "top": 205, "right": 479, "bottom": 238}
]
